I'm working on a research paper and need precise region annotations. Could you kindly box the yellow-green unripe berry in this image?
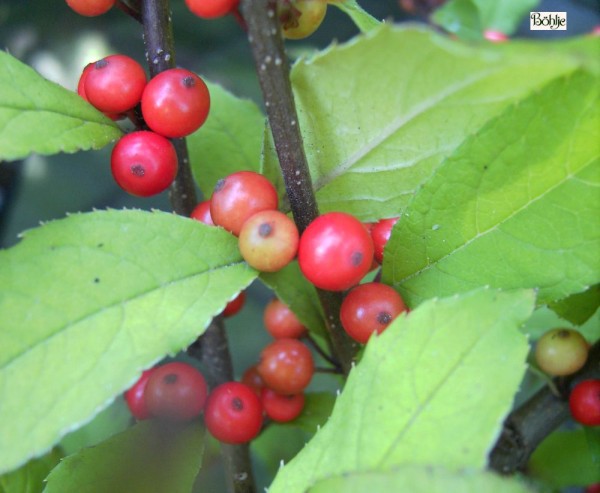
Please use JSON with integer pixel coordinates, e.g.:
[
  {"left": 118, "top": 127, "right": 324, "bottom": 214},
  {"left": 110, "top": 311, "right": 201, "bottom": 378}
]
[{"left": 534, "top": 328, "right": 589, "bottom": 376}]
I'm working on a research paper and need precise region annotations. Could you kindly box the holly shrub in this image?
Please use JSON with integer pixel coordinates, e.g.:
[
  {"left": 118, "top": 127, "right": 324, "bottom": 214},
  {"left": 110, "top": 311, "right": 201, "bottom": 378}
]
[{"left": 0, "top": 0, "right": 598, "bottom": 492}]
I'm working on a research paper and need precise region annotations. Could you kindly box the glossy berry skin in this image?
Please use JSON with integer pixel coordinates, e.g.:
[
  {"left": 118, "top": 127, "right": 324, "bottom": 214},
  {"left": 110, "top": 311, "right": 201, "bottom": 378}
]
[
  {"left": 190, "top": 200, "right": 214, "bottom": 225},
  {"left": 185, "top": 0, "right": 239, "bottom": 18},
  {"left": 534, "top": 328, "right": 589, "bottom": 376},
  {"left": 242, "top": 365, "right": 266, "bottom": 396},
  {"left": 144, "top": 362, "right": 208, "bottom": 421},
  {"left": 371, "top": 217, "right": 399, "bottom": 264},
  {"left": 279, "top": 0, "right": 327, "bottom": 40},
  {"left": 263, "top": 298, "right": 306, "bottom": 339},
  {"left": 298, "top": 212, "right": 374, "bottom": 291},
  {"left": 141, "top": 68, "right": 210, "bottom": 138},
  {"left": 238, "top": 210, "right": 299, "bottom": 272},
  {"left": 222, "top": 291, "right": 246, "bottom": 317},
  {"left": 111, "top": 131, "right": 178, "bottom": 197},
  {"left": 257, "top": 338, "right": 314, "bottom": 394},
  {"left": 261, "top": 388, "right": 305, "bottom": 423},
  {"left": 210, "top": 171, "right": 278, "bottom": 236},
  {"left": 66, "top": 0, "right": 115, "bottom": 16},
  {"left": 204, "top": 382, "right": 263, "bottom": 444},
  {"left": 340, "top": 282, "right": 408, "bottom": 344},
  {"left": 569, "top": 379, "right": 600, "bottom": 427},
  {"left": 84, "top": 55, "right": 147, "bottom": 114},
  {"left": 124, "top": 369, "right": 155, "bottom": 420}
]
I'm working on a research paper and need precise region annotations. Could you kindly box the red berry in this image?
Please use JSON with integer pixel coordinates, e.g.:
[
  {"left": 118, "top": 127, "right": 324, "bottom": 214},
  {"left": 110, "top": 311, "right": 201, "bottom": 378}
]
[
  {"left": 84, "top": 55, "right": 147, "bottom": 114},
  {"left": 210, "top": 171, "right": 278, "bottom": 236},
  {"left": 144, "top": 362, "right": 208, "bottom": 421},
  {"left": 66, "top": 0, "right": 115, "bottom": 16},
  {"left": 185, "top": 0, "right": 239, "bottom": 18},
  {"left": 222, "top": 291, "right": 246, "bottom": 317},
  {"left": 586, "top": 484, "right": 600, "bottom": 493},
  {"left": 77, "top": 63, "right": 121, "bottom": 120},
  {"left": 190, "top": 200, "right": 215, "bottom": 225},
  {"left": 569, "top": 379, "right": 600, "bottom": 427},
  {"left": 124, "top": 369, "right": 155, "bottom": 420},
  {"left": 141, "top": 68, "right": 210, "bottom": 138},
  {"left": 340, "top": 282, "right": 407, "bottom": 344},
  {"left": 370, "top": 217, "right": 399, "bottom": 264},
  {"left": 204, "top": 382, "right": 263, "bottom": 444},
  {"left": 483, "top": 30, "right": 509, "bottom": 43},
  {"left": 298, "top": 212, "right": 374, "bottom": 291},
  {"left": 241, "top": 365, "right": 266, "bottom": 396},
  {"left": 263, "top": 298, "right": 306, "bottom": 339},
  {"left": 257, "top": 339, "right": 314, "bottom": 394},
  {"left": 111, "top": 131, "right": 178, "bottom": 197},
  {"left": 261, "top": 388, "right": 305, "bottom": 423},
  {"left": 238, "top": 210, "right": 299, "bottom": 272}
]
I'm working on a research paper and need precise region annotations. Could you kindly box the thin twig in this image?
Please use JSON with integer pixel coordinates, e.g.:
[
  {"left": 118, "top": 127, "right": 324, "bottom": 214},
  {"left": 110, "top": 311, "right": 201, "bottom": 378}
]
[
  {"left": 239, "top": 0, "right": 358, "bottom": 375},
  {"left": 489, "top": 340, "right": 600, "bottom": 474},
  {"left": 303, "top": 333, "right": 342, "bottom": 370}
]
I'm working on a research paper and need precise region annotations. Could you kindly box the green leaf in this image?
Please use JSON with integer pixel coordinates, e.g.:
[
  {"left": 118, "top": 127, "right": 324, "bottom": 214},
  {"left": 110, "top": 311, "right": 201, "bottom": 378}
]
[
  {"left": 308, "top": 466, "right": 535, "bottom": 493},
  {"left": 0, "top": 209, "right": 257, "bottom": 474},
  {"left": 430, "top": 0, "right": 483, "bottom": 41},
  {"left": 549, "top": 285, "right": 600, "bottom": 326},
  {"left": 266, "top": 25, "right": 594, "bottom": 221},
  {"left": 432, "top": 0, "right": 539, "bottom": 37},
  {"left": 283, "top": 392, "right": 336, "bottom": 434},
  {"left": 528, "top": 429, "right": 600, "bottom": 487},
  {"left": 0, "top": 449, "right": 62, "bottom": 493},
  {"left": 260, "top": 261, "right": 328, "bottom": 340},
  {"left": 44, "top": 420, "right": 204, "bottom": 493},
  {"left": 331, "top": 1, "right": 381, "bottom": 33},
  {"left": 269, "top": 288, "right": 534, "bottom": 493},
  {"left": 384, "top": 71, "right": 600, "bottom": 307},
  {"left": 187, "top": 81, "right": 264, "bottom": 199},
  {"left": 0, "top": 51, "right": 122, "bottom": 161},
  {"left": 59, "top": 398, "right": 131, "bottom": 456}
]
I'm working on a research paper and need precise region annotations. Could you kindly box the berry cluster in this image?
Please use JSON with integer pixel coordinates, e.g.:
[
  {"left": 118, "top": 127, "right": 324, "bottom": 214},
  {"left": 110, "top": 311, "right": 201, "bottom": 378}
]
[
  {"left": 534, "top": 328, "right": 600, "bottom": 426},
  {"left": 76, "top": 55, "right": 210, "bottom": 197}
]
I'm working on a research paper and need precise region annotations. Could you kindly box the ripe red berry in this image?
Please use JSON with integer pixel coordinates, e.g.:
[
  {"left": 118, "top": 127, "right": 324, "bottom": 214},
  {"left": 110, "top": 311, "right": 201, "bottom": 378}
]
[
  {"left": 298, "top": 212, "right": 374, "bottom": 291},
  {"left": 241, "top": 365, "right": 266, "bottom": 396},
  {"left": 370, "top": 217, "right": 399, "bottom": 264},
  {"left": 66, "top": 0, "right": 115, "bottom": 16},
  {"left": 263, "top": 298, "right": 306, "bottom": 339},
  {"left": 483, "top": 30, "right": 509, "bottom": 43},
  {"left": 111, "top": 131, "right": 178, "bottom": 197},
  {"left": 185, "top": 0, "right": 239, "bottom": 18},
  {"left": 204, "top": 382, "right": 263, "bottom": 444},
  {"left": 77, "top": 63, "right": 121, "bottom": 120},
  {"left": 257, "top": 338, "right": 314, "bottom": 394},
  {"left": 84, "top": 55, "right": 147, "bottom": 114},
  {"left": 238, "top": 210, "right": 299, "bottom": 272},
  {"left": 144, "top": 362, "right": 208, "bottom": 421},
  {"left": 124, "top": 369, "right": 155, "bottom": 420},
  {"left": 569, "top": 379, "right": 600, "bottom": 427},
  {"left": 340, "top": 282, "right": 408, "bottom": 344},
  {"left": 141, "top": 68, "right": 210, "bottom": 138},
  {"left": 222, "top": 291, "right": 246, "bottom": 317},
  {"left": 534, "top": 328, "right": 589, "bottom": 376},
  {"left": 190, "top": 200, "right": 215, "bottom": 225},
  {"left": 261, "top": 388, "right": 305, "bottom": 423},
  {"left": 210, "top": 171, "right": 278, "bottom": 236}
]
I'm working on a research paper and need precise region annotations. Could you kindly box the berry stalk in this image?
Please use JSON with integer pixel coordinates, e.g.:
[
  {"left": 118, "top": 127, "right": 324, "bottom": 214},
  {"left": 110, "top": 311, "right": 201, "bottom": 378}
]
[
  {"left": 139, "top": 2, "right": 256, "bottom": 492},
  {"left": 489, "top": 339, "right": 600, "bottom": 474},
  {"left": 239, "top": 0, "right": 357, "bottom": 375}
]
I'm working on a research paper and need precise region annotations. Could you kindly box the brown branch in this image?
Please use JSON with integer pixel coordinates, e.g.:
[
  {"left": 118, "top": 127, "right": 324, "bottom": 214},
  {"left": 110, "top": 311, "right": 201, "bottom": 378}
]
[
  {"left": 239, "top": 0, "right": 357, "bottom": 375},
  {"left": 139, "top": 2, "right": 255, "bottom": 492},
  {"left": 488, "top": 340, "right": 600, "bottom": 474}
]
